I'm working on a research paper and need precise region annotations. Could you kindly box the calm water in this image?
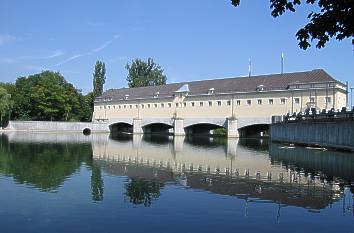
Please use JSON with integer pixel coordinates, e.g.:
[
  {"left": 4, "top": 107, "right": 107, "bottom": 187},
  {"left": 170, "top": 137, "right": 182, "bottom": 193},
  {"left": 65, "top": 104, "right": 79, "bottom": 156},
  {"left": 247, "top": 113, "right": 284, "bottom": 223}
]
[{"left": 0, "top": 132, "right": 353, "bottom": 233}]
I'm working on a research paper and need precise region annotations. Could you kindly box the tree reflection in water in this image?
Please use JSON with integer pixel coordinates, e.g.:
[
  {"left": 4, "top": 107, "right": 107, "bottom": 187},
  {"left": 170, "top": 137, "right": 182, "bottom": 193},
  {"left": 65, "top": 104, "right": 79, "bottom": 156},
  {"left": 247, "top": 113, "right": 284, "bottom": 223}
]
[
  {"left": 125, "top": 178, "right": 164, "bottom": 207},
  {"left": 0, "top": 134, "right": 92, "bottom": 192},
  {"left": 91, "top": 163, "right": 104, "bottom": 202}
]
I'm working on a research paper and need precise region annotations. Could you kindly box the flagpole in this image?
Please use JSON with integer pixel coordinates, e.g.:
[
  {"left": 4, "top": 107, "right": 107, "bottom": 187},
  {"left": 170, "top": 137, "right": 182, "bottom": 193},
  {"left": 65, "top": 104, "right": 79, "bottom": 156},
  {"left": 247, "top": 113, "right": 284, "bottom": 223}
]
[
  {"left": 281, "top": 52, "right": 284, "bottom": 74},
  {"left": 248, "top": 57, "right": 251, "bottom": 78}
]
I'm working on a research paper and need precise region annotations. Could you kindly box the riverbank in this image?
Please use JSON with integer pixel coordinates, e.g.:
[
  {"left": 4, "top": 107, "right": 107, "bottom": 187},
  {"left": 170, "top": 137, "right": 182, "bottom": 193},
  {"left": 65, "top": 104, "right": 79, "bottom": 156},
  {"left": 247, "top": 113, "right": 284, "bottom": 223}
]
[{"left": 2, "top": 120, "right": 109, "bottom": 133}]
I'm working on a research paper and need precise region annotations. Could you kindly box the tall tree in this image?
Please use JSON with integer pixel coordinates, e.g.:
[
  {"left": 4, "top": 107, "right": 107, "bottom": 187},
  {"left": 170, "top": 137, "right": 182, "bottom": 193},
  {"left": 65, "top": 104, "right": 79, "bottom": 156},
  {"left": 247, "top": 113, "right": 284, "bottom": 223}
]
[
  {"left": 10, "top": 71, "right": 87, "bottom": 121},
  {"left": 126, "top": 58, "right": 167, "bottom": 88},
  {"left": 93, "top": 61, "right": 106, "bottom": 98},
  {"left": 231, "top": 0, "right": 354, "bottom": 50},
  {"left": 0, "top": 87, "right": 13, "bottom": 128}
]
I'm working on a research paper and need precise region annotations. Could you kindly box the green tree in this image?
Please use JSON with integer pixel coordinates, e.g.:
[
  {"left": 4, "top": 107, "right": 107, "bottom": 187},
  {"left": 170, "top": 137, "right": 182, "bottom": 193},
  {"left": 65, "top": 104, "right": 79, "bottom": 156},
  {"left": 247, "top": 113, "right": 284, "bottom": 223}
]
[
  {"left": 231, "top": 0, "right": 354, "bottom": 49},
  {"left": 81, "top": 92, "right": 94, "bottom": 122},
  {"left": 0, "top": 87, "right": 13, "bottom": 128},
  {"left": 93, "top": 61, "right": 106, "bottom": 98},
  {"left": 11, "top": 71, "right": 86, "bottom": 121},
  {"left": 126, "top": 58, "right": 167, "bottom": 88}
]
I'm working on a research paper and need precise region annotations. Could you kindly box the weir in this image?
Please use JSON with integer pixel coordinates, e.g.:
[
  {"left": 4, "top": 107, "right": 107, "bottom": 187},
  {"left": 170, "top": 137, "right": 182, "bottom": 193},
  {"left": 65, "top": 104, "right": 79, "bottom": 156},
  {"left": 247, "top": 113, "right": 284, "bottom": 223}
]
[{"left": 270, "top": 108, "right": 354, "bottom": 151}]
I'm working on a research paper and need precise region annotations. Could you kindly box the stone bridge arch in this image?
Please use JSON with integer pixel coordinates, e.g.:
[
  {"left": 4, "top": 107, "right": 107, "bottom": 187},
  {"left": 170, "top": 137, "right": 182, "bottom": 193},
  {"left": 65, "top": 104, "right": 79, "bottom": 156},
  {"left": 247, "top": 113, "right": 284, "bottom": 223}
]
[
  {"left": 141, "top": 118, "right": 174, "bottom": 134},
  {"left": 237, "top": 117, "right": 271, "bottom": 137},
  {"left": 108, "top": 120, "right": 133, "bottom": 134},
  {"left": 183, "top": 118, "right": 227, "bottom": 129},
  {"left": 183, "top": 118, "right": 227, "bottom": 135}
]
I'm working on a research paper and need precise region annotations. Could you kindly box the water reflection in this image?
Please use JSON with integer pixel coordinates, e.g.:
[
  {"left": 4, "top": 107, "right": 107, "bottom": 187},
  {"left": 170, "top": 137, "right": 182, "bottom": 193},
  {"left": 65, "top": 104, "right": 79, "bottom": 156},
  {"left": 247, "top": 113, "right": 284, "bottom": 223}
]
[
  {"left": 0, "top": 133, "right": 92, "bottom": 192},
  {"left": 125, "top": 178, "right": 164, "bottom": 207},
  {"left": 1, "top": 132, "right": 353, "bottom": 212},
  {"left": 92, "top": 133, "right": 354, "bottom": 210}
]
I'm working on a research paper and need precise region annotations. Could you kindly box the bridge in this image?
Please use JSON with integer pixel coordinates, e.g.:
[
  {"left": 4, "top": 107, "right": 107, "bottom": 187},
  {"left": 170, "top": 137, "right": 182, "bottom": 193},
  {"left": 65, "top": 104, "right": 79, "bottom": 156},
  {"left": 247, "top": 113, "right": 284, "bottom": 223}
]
[
  {"left": 107, "top": 116, "right": 271, "bottom": 137},
  {"left": 93, "top": 70, "right": 347, "bottom": 137}
]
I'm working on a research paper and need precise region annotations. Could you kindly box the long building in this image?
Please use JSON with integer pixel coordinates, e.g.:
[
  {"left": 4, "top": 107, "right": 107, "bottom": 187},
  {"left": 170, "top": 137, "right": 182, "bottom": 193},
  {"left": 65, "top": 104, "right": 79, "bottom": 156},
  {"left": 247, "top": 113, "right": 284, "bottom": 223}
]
[{"left": 93, "top": 69, "right": 347, "bottom": 137}]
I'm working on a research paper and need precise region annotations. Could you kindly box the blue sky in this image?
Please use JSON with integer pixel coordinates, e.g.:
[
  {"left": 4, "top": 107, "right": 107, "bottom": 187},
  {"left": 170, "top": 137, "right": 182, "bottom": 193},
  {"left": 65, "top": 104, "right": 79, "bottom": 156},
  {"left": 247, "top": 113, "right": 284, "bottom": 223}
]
[{"left": 0, "top": 0, "right": 353, "bottom": 95}]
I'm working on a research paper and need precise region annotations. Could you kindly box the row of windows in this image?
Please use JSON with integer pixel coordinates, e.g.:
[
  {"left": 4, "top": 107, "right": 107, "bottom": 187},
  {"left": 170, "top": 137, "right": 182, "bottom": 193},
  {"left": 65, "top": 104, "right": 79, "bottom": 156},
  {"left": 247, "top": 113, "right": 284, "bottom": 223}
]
[
  {"left": 98, "top": 97, "right": 332, "bottom": 110},
  {"left": 293, "top": 97, "right": 331, "bottom": 104},
  {"left": 99, "top": 98, "right": 288, "bottom": 110}
]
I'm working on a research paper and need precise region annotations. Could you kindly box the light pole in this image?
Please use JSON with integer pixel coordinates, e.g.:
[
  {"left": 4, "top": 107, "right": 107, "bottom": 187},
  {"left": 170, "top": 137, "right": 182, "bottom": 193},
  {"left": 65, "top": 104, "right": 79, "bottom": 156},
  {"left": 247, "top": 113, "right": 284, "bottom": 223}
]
[{"left": 351, "top": 86, "right": 353, "bottom": 109}]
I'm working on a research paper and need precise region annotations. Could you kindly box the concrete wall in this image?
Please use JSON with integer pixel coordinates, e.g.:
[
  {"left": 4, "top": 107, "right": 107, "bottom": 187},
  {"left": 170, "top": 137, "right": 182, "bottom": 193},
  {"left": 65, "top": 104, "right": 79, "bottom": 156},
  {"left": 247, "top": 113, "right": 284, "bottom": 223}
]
[
  {"left": 4, "top": 121, "right": 109, "bottom": 132},
  {"left": 270, "top": 120, "right": 354, "bottom": 151}
]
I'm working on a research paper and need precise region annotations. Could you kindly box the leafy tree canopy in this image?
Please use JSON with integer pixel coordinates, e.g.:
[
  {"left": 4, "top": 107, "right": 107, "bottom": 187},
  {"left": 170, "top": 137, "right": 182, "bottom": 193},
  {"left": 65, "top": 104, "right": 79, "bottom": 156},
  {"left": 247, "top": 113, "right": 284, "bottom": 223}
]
[
  {"left": 93, "top": 61, "right": 106, "bottom": 98},
  {"left": 126, "top": 58, "right": 167, "bottom": 88},
  {"left": 0, "top": 87, "right": 13, "bottom": 127},
  {"left": 9, "top": 71, "right": 89, "bottom": 121},
  {"left": 231, "top": 0, "right": 354, "bottom": 50}
]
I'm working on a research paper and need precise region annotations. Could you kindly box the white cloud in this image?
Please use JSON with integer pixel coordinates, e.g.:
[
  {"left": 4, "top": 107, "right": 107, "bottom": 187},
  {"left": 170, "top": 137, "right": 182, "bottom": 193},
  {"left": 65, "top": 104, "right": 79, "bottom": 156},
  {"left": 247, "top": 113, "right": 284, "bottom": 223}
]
[
  {"left": 20, "top": 50, "right": 64, "bottom": 60},
  {"left": 53, "top": 35, "right": 120, "bottom": 67},
  {"left": 0, "top": 34, "right": 16, "bottom": 46}
]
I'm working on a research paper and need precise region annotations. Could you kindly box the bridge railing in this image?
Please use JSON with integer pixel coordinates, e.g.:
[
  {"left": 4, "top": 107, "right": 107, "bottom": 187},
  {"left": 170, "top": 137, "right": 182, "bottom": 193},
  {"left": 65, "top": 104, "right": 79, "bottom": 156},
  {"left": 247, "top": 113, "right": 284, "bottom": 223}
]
[{"left": 272, "top": 106, "right": 354, "bottom": 124}]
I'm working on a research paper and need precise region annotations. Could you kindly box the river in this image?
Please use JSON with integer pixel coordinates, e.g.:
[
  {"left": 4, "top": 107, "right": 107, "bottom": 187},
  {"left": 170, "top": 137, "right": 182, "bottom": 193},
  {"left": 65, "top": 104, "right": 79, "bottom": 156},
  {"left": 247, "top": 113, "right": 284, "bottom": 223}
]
[{"left": 0, "top": 132, "right": 353, "bottom": 233}]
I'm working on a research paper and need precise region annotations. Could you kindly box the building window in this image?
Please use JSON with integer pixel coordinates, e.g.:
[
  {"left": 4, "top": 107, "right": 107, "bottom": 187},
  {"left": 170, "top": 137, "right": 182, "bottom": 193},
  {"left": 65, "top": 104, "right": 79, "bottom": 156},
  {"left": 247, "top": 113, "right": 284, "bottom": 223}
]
[
  {"left": 100, "top": 106, "right": 102, "bottom": 110},
  {"left": 108, "top": 106, "right": 111, "bottom": 109},
  {"left": 175, "top": 103, "right": 179, "bottom": 107},
  {"left": 141, "top": 104, "right": 144, "bottom": 109},
  {"left": 310, "top": 84, "right": 315, "bottom": 88},
  {"left": 280, "top": 98, "right": 286, "bottom": 105},
  {"left": 161, "top": 103, "right": 164, "bottom": 108},
  {"left": 135, "top": 105, "right": 138, "bottom": 109},
  {"left": 310, "top": 97, "right": 315, "bottom": 103},
  {"left": 217, "top": 101, "right": 222, "bottom": 106},
  {"left": 168, "top": 103, "right": 172, "bottom": 108},
  {"left": 294, "top": 98, "right": 300, "bottom": 104},
  {"left": 191, "top": 102, "right": 195, "bottom": 107},
  {"left": 269, "top": 99, "right": 273, "bottom": 105},
  {"left": 208, "top": 101, "right": 213, "bottom": 107},
  {"left": 183, "top": 102, "right": 187, "bottom": 107},
  {"left": 257, "top": 99, "right": 262, "bottom": 105},
  {"left": 130, "top": 105, "right": 132, "bottom": 109},
  {"left": 200, "top": 102, "right": 204, "bottom": 107},
  {"left": 154, "top": 104, "right": 158, "bottom": 108},
  {"left": 227, "top": 100, "right": 231, "bottom": 106},
  {"left": 247, "top": 100, "right": 251, "bottom": 105},
  {"left": 295, "top": 85, "right": 300, "bottom": 89},
  {"left": 148, "top": 104, "right": 151, "bottom": 108},
  {"left": 113, "top": 105, "right": 116, "bottom": 109},
  {"left": 325, "top": 97, "right": 331, "bottom": 103},
  {"left": 237, "top": 100, "right": 241, "bottom": 105}
]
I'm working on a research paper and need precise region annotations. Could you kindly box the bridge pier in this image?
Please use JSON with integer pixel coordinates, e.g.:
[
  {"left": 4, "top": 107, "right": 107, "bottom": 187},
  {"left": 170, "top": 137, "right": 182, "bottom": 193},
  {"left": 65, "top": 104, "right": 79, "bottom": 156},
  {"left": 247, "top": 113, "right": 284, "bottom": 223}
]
[
  {"left": 174, "top": 118, "right": 185, "bottom": 136},
  {"left": 133, "top": 118, "right": 143, "bottom": 134},
  {"left": 227, "top": 118, "right": 239, "bottom": 138}
]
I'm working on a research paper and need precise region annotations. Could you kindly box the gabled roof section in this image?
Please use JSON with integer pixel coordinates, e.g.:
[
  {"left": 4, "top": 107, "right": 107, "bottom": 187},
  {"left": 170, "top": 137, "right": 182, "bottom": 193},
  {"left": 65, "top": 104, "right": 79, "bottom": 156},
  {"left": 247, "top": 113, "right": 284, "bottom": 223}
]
[
  {"left": 97, "top": 69, "right": 337, "bottom": 101},
  {"left": 175, "top": 84, "right": 190, "bottom": 93}
]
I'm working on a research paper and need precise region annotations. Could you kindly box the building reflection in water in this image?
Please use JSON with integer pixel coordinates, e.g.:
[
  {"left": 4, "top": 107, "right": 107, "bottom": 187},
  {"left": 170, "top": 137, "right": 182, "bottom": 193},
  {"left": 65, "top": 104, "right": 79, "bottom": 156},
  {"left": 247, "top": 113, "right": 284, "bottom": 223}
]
[
  {"left": 92, "top": 133, "right": 354, "bottom": 211},
  {"left": 1, "top": 132, "right": 353, "bottom": 215}
]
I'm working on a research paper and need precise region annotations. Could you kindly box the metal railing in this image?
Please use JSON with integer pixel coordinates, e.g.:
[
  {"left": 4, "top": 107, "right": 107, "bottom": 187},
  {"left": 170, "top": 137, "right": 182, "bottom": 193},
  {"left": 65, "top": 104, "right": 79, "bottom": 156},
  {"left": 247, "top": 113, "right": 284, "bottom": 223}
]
[{"left": 272, "top": 106, "right": 354, "bottom": 123}]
